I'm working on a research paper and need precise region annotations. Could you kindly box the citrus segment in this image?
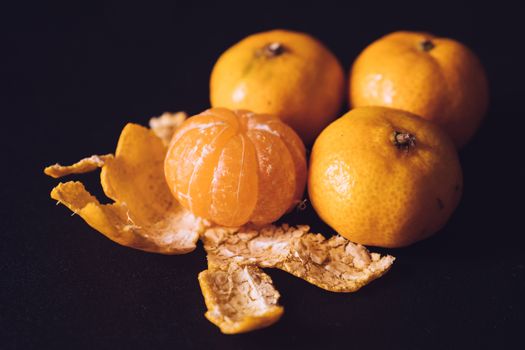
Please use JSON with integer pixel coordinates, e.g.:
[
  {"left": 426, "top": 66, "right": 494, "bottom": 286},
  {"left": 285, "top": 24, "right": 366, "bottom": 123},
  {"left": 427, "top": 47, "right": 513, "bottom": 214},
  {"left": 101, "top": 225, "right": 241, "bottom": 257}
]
[
  {"left": 246, "top": 129, "right": 296, "bottom": 224},
  {"left": 210, "top": 134, "right": 259, "bottom": 227}
]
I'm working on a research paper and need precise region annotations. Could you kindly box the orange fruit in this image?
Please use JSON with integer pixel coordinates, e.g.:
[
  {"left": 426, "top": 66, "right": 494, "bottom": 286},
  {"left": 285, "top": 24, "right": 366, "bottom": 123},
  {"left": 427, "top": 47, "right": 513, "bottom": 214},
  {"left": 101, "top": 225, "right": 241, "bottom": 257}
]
[
  {"left": 164, "top": 107, "right": 306, "bottom": 227},
  {"left": 308, "top": 107, "right": 462, "bottom": 248},
  {"left": 210, "top": 29, "right": 345, "bottom": 145},
  {"left": 349, "top": 31, "right": 489, "bottom": 148}
]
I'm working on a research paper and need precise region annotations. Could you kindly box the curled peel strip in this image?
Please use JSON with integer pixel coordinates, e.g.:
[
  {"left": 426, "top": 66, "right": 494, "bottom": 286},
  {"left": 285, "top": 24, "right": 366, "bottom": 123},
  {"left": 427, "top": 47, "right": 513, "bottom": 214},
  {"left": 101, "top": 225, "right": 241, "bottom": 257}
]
[
  {"left": 46, "top": 119, "right": 209, "bottom": 255},
  {"left": 50, "top": 181, "right": 207, "bottom": 254},
  {"left": 45, "top": 154, "right": 113, "bottom": 178},
  {"left": 45, "top": 112, "right": 395, "bottom": 334}
]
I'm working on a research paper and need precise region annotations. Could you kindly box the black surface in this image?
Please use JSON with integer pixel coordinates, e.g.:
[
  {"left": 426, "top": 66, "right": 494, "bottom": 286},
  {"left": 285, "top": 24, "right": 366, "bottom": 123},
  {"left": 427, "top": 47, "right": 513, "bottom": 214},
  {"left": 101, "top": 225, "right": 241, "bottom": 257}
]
[{"left": 2, "top": 1, "right": 524, "bottom": 349}]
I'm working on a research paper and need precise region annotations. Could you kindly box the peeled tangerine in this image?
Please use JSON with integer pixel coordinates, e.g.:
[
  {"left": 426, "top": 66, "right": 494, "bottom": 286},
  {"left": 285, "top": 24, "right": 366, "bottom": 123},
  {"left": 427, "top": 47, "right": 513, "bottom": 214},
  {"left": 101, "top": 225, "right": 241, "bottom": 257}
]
[{"left": 164, "top": 108, "right": 307, "bottom": 227}]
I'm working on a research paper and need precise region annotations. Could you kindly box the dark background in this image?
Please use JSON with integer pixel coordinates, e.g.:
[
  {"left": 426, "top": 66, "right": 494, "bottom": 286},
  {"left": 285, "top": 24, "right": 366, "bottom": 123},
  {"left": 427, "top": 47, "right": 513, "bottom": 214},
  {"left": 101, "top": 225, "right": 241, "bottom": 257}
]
[{"left": 2, "top": 1, "right": 524, "bottom": 349}]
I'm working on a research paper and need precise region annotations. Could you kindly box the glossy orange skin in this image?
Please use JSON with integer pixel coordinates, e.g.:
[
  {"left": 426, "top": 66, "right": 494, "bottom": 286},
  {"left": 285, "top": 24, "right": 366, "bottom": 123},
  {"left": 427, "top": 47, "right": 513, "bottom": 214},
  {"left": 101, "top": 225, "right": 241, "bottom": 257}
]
[
  {"left": 164, "top": 108, "right": 306, "bottom": 227},
  {"left": 308, "top": 107, "right": 462, "bottom": 248},
  {"left": 210, "top": 29, "right": 345, "bottom": 145},
  {"left": 349, "top": 31, "right": 489, "bottom": 148}
]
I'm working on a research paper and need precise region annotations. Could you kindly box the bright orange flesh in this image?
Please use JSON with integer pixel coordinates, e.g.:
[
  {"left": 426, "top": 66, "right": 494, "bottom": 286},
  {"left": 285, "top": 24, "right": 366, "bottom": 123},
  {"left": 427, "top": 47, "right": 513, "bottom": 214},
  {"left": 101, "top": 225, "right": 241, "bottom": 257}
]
[
  {"left": 349, "top": 31, "right": 489, "bottom": 148},
  {"left": 165, "top": 108, "right": 306, "bottom": 227}
]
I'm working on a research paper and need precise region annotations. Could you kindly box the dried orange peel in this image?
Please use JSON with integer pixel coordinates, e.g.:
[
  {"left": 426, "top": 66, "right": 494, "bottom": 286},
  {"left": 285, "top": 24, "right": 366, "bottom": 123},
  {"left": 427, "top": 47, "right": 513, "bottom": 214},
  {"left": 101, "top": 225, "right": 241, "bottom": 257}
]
[
  {"left": 202, "top": 224, "right": 395, "bottom": 293},
  {"left": 198, "top": 264, "right": 284, "bottom": 334},
  {"left": 45, "top": 112, "right": 395, "bottom": 334}
]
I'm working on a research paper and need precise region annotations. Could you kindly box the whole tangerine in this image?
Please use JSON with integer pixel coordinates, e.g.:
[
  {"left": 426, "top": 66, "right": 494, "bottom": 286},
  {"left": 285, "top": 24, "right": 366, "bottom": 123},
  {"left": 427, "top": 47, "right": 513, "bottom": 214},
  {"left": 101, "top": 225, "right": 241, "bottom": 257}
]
[
  {"left": 349, "top": 31, "right": 489, "bottom": 148},
  {"left": 210, "top": 29, "right": 345, "bottom": 145},
  {"left": 164, "top": 107, "right": 306, "bottom": 227},
  {"left": 308, "top": 107, "right": 463, "bottom": 248}
]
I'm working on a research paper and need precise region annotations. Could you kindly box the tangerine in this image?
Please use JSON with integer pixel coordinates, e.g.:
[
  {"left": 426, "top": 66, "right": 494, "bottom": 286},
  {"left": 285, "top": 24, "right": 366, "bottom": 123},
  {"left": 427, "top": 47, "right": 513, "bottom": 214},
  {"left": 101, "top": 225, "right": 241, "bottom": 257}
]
[
  {"left": 164, "top": 108, "right": 306, "bottom": 227},
  {"left": 349, "top": 31, "right": 489, "bottom": 148},
  {"left": 210, "top": 29, "right": 345, "bottom": 145},
  {"left": 308, "top": 107, "right": 462, "bottom": 248}
]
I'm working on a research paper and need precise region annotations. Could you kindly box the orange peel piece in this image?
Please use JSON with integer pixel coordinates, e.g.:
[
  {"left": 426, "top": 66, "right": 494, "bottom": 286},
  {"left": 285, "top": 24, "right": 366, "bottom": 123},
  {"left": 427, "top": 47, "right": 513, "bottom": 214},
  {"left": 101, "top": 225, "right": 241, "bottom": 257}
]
[
  {"left": 202, "top": 224, "right": 395, "bottom": 292},
  {"left": 149, "top": 111, "right": 188, "bottom": 146},
  {"left": 198, "top": 263, "right": 283, "bottom": 334},
  {"left": 44, "top": 154, "right": 113, "bottom": 178},
  {"left": 47, "top": 122, "right": 209, "bottom": 254}
]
